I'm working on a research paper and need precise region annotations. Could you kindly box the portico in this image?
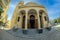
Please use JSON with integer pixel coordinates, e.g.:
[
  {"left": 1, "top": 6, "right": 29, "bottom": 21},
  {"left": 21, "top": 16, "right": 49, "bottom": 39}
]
[{"left": 11, "top": 2, "right": 49, "bottom": 34}]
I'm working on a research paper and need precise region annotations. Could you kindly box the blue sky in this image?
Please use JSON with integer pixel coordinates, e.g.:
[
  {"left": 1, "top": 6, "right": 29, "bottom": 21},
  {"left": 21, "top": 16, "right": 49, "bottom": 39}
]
[{"left": 7, "top": 0, "right": 60, "bottom": 20}]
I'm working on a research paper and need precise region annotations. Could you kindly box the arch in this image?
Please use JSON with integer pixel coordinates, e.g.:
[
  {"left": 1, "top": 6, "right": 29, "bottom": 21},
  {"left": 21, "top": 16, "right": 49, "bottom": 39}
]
[
  {"left": 44, "top": 16, "right": 47, "bottom": 21},
  {"left": 22, "top": 16, "right": 25, "bottom": 29},
  {"left": 30, "top": 15, "right": 35, "bottom": 20},
  {"left": 39, "top": 10, "right": 45, "bottom": 15},
  {"left": 28, "top": 9, "right": 37, "bottom": 15},
  {"left": 20, "top": 10, "right": 26, "bottom": 15},
  {"left": 29, "top": 15, "right": 35, "bottom": 29},
  {"left": 17, "top": 17, "right": 20, "bottom": 22}
]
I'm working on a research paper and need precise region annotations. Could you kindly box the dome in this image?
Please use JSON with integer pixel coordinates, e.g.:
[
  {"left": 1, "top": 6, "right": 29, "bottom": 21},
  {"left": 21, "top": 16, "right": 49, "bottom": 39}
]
[{"left": 25, "top": 2, "right": 44, "bottom": 7}]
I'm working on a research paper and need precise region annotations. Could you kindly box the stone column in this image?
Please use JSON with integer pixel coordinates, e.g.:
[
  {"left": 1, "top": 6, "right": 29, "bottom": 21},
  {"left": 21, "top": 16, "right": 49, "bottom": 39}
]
[
  {"left": 41, "top": 13, "right": 44, "bottom": 28},
  {"left": 20, "top": 16, "right": 22, "bottom": 28},
  {"left": 25, "top": 11, "right": 28, "bottom": 30},
  {"left": 23, "top": 11, "right": 28, "bottom": 34},
  {"left": 37, "top": 10, "right": 41, "bottom": 29},
  {"left": 37, "top": 10, "right": 43, "bottom": 33}
]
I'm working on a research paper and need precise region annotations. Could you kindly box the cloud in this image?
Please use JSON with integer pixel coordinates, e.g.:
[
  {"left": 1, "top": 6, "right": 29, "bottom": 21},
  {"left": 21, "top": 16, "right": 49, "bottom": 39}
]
[
  {"left": 9, "top": 4, "right": 15, "bottom": 8},
  {"left": 47, "top": 2, "right": 60, "bottom": 19},
  {"left": 48, "top": 3, "right": 60, "bottom": 14},
  {"left": 46, "top": 0, "right": 60, "bottom": 20}
]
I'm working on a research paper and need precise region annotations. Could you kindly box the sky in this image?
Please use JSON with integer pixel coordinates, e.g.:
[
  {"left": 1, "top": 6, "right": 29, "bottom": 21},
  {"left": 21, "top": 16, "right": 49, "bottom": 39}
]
[{"left": 7, "top": 0, "right": 60, "bottom": 20}]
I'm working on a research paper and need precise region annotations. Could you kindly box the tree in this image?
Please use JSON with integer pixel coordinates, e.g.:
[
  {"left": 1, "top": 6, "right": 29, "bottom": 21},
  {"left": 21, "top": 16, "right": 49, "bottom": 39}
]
[
  {"left": 57, "top": 18, "right": 60, "bottom": 23},
  {"left": 0, "top": 5, "right": 4, "bottom": 26},
  {"left": 54, "top": 18, "right": 60, "bottom": 23},
  {"left": 0, "top": 5, "right": 4, "bottom": 16},
  {"left": 0, "top": 21, "right": 3, "bottom": 26},
  {"left": 54, "top": 19, "right": 57, "bottom": 23}
]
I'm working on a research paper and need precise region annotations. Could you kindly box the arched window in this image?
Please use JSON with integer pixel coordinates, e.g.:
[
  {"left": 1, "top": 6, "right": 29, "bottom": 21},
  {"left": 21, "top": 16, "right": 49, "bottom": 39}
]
[
  {"left": 17, "top": 17, "right": 20, "bottom": 22},
  {"left": 39, "top": 10, "right": 45, "bottom": 15},
  {"left": 28, "top": 9, "right": 36, "bottom": 15},
  {"left": 30, "top": 15, "right": 35, "bottom": 20},
  {"left": 44, "top": 16, "right": 47, "bottom": 21},
  {"left": 20, "top": 10, "right": 25, "bottom": 15}
]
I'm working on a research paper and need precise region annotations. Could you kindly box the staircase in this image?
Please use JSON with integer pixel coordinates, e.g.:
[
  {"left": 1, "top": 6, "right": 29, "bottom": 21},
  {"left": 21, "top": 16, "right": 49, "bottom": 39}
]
[{"left": 7, "top": 28, "right": 54, "bottom": 37}]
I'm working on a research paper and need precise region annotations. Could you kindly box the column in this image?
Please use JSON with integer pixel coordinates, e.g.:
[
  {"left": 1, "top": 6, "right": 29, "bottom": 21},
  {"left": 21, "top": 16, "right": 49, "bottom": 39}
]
[
  {"left": 25, "top": 11, "right": 28, "bottom": 30},
  {"left": 41, "top": 12, "right": 44, "bottom": 28},
  {"left": 37, "top": 10, "right": 43, "bottom": 33},
  {"left": 20, "top": 16, "right": 22, "bottom": 28},
  {"left": 42, "top": 13, "right": 44, "bottom": 28},
  {"left": 23, "top": 11, "right": 28, "bottom": 34},
  {"left": 37, "top": 10, "right": 41, "bottom": 29}
]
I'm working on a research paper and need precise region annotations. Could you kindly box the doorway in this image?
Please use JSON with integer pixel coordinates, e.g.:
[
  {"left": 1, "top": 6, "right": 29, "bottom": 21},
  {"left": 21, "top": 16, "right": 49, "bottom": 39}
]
[
  {"left": 30, "top": 15, "right": 35, "bottom": 29},
  {"left": 22, "top": 16, "right": 25, "bottom": 29}
]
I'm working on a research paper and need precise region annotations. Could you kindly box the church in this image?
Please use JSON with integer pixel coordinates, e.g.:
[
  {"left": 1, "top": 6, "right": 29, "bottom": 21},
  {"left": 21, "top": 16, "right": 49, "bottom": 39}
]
[{"left": 11, "top": 1, "right": 49, "bottom": 33}]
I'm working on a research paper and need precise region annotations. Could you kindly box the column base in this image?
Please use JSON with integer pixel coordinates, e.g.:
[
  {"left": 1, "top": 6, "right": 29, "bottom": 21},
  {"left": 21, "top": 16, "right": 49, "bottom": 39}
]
[
  {"left": 37, "top": 29, "right": 43, "bottom": 34},
  {"left": 22, "top": 29, "right": 28, "bottom": 34},
  {"left": 46, "top": 27, "right": 51, "bottom": 31}
]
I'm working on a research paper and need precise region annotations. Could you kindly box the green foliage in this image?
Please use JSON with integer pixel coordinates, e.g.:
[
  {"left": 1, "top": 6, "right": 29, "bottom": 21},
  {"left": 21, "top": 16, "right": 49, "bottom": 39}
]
[
  {"left": 0, "top": 21, "right": 3, "bottom": 25},
  {"left": 54, "top": 18, "right": 60, "bottom": 23},
  {"left": 54, "top": 20, "right": 57, "bottom": 23},
  {"left": 0, "top": 5, "right": 4, "bottom": 15},
  {"left": 0, "top": 8, "right": 4, "bottom": 13},
  {"left": 57, "top": 18, "right": 60, "bottom": 23}
]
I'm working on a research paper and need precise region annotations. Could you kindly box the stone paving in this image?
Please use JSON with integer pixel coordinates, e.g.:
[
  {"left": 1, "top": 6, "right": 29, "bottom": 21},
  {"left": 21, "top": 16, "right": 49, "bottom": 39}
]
[{"left": 0, "top": 24, "right": 60, "bottom": 40}]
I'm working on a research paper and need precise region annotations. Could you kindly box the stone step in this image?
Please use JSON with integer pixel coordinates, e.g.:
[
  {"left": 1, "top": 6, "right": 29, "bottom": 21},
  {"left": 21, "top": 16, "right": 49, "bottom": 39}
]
[{"left": 6, "top": 28, "right": 56, "bottom": 37}]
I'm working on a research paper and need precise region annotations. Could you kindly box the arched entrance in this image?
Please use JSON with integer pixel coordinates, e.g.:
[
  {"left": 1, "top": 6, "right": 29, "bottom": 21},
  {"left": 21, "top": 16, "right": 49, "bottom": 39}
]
[
  {"left": 22, "top": 16, "right": 25, "bottom": 29},
  {"left": 28, "top": 9, "right": 38, "bottom": 29},
  {"left": 30, "top": 15, "right": 35, "bottom": 29}
]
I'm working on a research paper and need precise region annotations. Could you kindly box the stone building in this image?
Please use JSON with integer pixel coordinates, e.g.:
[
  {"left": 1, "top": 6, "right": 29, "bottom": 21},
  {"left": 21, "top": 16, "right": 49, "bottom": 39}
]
[
  {"left": 11, "top": 1, "right": 49, "bottom": 32},
  {"left": 0, "top": 0, "right": 10, "bottom": 26}
]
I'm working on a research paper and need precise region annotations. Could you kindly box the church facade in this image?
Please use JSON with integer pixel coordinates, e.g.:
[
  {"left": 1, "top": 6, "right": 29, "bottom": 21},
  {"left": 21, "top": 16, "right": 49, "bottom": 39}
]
[{"left": 11, "top": 1, "right": 49, "bottom": 31}]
